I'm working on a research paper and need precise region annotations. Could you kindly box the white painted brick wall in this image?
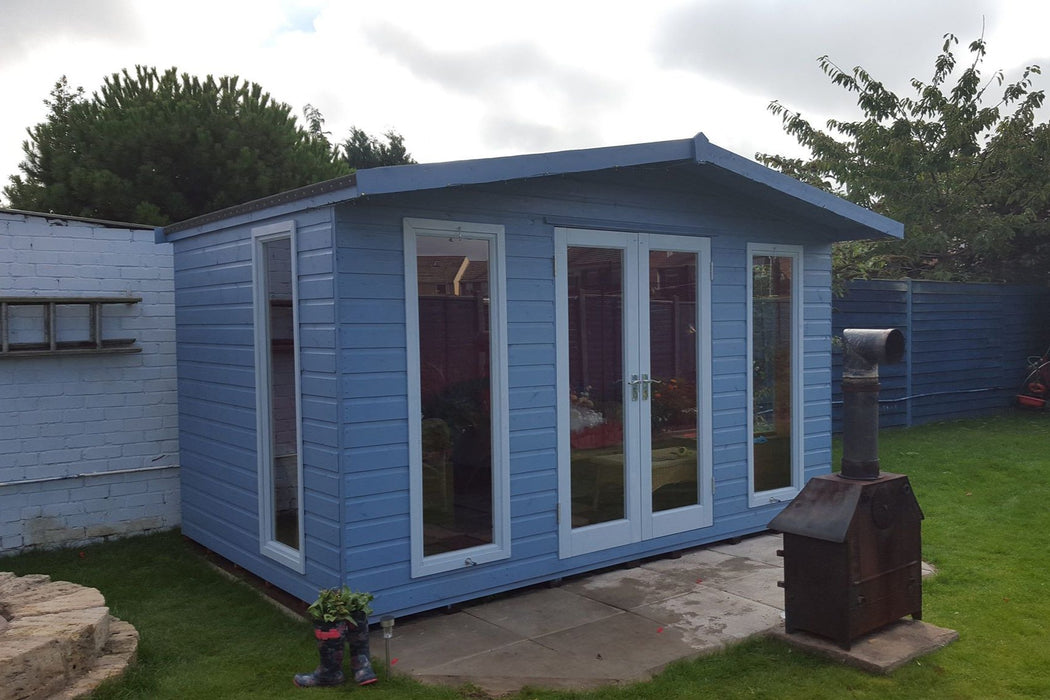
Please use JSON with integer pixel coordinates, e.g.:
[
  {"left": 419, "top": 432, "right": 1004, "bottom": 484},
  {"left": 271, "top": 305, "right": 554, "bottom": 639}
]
[{"left": 0, "top": 210, "right": 180, "bottom": 554}]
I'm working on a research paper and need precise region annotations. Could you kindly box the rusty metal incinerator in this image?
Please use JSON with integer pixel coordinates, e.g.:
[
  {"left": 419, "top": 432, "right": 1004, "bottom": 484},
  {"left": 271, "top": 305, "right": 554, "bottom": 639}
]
[{"left": 769, "top": 328, "right": 923, "bottom": 649}]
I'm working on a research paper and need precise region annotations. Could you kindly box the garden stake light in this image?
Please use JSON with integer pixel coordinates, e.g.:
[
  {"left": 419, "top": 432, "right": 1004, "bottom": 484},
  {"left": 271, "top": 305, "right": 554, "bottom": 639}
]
[{"left": 380, "top": 616, "right": 395, "bottom": 677}]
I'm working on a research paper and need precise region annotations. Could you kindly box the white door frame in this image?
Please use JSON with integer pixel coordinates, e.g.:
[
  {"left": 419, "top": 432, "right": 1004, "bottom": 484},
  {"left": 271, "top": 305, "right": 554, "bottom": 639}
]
[{"left": 556, "top": 228, "right": 712, "bottom": 558}]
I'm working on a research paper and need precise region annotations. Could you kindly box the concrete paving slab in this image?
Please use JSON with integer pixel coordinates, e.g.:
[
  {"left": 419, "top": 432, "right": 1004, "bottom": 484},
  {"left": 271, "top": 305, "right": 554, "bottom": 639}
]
[
  {"left": 535, "top": 610, "right": 701, "bottom": 677},
  {"left": 641, "top": 548, "right": 778, "bottom": 587},
  {"left": 423, "top": 637, "right": 633, "bottom": 684},
  {"left": 463, "top": 586, "right": 621, "bottom": 638},
  {"left": 371, "top": 610, "right": 523, "bottom": 673},
  {"left": 708, "top": 532, "right": 784, "bottom": 566},
  {"left": 561, "top": 564, "right": 700, "bottom": 610},
  {"left": 705, "top": 566, "right": 784, "bottom": 609},
  {"left": 372, "top": 532, "right": 945, "bottom": 695},
  {"left": 770, "top": 619, "right": 958, "bottom": 674},
  {"left": 633, "top": 586, "right": 783, "bottom": 649},
  {"left": 417, "top": 639, "right": 626, "bottom": 696}
]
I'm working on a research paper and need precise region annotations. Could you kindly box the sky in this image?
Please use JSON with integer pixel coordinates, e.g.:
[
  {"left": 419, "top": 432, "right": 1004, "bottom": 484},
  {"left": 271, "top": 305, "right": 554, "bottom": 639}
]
[{"left": 3, "top": 0, "right": 1049, "bottom": 199}]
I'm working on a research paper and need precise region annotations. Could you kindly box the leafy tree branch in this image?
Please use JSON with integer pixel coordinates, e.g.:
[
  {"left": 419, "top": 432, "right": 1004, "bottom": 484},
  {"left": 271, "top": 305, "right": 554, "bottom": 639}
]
[{"left": 759, "top": 33, "right": 1048, "bottom": 287}]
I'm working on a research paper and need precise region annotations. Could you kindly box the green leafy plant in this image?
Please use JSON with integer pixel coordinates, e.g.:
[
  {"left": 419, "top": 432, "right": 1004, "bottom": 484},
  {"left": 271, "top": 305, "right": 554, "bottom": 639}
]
[
  {"left": 759, "top": 32, "right": 1050, "bottom": 287},
  {"left": 306, "top": 586, "right": 374, "bottom": 625}
]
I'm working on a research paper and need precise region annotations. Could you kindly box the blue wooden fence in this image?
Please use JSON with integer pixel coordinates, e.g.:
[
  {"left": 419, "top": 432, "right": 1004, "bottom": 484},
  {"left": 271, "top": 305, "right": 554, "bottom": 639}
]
[{"left": 831, "top": 280, "right": 1050, "bottom": 431}]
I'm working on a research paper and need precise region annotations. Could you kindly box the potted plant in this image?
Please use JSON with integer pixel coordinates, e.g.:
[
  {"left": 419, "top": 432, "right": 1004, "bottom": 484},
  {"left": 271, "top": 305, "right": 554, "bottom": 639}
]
[{"left": 293, "top": 586, "right": 377, "bottom": 688}]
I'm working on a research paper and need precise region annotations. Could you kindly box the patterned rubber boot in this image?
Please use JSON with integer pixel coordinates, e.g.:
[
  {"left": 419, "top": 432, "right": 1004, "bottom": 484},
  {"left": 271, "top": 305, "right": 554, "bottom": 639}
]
[
  {"left": 293, "top": 622, "right": 346, "bottom": 687},
  {"left": 347, "top": 611, "right": 378, "bottom": 685}
]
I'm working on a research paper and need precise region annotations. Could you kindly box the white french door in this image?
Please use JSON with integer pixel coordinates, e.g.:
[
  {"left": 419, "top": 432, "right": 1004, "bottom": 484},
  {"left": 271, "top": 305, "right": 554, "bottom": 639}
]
[{"left": 556, "top": 229, "right": 712, "bottom": 558}]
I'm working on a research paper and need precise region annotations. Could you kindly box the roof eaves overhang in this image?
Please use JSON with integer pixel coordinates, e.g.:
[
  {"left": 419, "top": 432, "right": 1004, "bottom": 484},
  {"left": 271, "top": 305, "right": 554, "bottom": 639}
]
[
  {"left": 352, "top": 138, "right": 696, "bottom": 198},
  {"left": 158, "top": 173, "right": 362, "bottom": 242},
  {"left": 158, "top": 139, "right": 697, "bottom": 242},
  {"left": 691, "top": 133, "right": 903, "bottom": 241}
]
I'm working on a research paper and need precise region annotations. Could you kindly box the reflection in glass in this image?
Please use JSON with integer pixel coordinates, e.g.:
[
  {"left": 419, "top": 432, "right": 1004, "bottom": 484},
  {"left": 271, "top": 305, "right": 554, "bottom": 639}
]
[
  {"left": 752, "top": 255, "right": 793, "bottom": 491},
  {"left": 648, "top": 250, "right": 699, "bottom": 512},
  {"left": 263, "top": 237, "right": 299, "bottom": 549},
  {"left": 566, "top": 246, "right": 625, "bottom": 527},
  {"left": 417, "top": 236, "right": 494, "bottom": 555}
]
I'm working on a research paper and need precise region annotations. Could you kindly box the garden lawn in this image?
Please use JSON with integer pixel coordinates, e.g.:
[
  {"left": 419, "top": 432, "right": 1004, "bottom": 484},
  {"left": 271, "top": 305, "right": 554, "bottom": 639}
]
[{"left": 4, "top": 412, "right": 1050, "bottom": 699}]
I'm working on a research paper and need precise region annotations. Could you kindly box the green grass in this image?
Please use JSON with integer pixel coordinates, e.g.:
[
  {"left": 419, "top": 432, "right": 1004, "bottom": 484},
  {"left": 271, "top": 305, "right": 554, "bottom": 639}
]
[{"left": 5, "top": 411, "right": 1050, "bottom": 698}]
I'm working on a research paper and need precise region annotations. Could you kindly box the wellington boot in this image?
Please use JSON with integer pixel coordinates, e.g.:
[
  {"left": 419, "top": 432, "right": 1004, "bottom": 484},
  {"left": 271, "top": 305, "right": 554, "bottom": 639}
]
[
  {"left": 347, "top": 611, "right": 378, "bottom": 685},
  {"left": 293, "top": 622, "right": 346, "bottom": 687}
]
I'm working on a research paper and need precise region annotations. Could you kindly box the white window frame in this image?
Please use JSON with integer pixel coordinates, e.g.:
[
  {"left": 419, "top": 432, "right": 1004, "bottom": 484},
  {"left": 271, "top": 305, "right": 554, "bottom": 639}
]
[
  {"left": 252, "top": 220, "right": 305, "bottom": 573},
  {"left": 404, "top": 218, "right": 511, "bottom": 577},
  {"left": 746, "top": 243, "right": 804, "bottom": 508}
]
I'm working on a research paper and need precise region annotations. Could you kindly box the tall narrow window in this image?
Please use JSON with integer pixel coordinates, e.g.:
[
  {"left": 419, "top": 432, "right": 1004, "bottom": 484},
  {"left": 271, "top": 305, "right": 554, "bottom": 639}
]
[
  {"left": 748, "top": 245, "right": 802, "bottom": 506},
  {"left": 405, "top": 219, "right": 510, "bottom": 577},
  {"left": 253, "top": 222, "right": 303, "bottom": 571}
]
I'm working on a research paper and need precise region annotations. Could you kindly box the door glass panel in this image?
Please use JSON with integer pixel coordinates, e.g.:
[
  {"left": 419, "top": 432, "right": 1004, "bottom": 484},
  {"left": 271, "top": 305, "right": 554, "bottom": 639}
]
[
  {"left": 417, "top": 236, "right": 493, "bottom": 555},
  {"left": 649, "top": 250, "right": 699, "bottom": 512},
  {"left": 567, "top": 246, "right": 625, "bottom": 527},
  {"left": 752, "top": 255, "right": 793, "bottom": 491},
  {"left": 263, "top": 237, "right": 299, "bottom": 549}
]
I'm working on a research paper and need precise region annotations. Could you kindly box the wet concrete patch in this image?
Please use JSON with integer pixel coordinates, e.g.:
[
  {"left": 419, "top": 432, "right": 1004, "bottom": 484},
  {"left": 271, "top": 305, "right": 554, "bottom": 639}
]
[
  {"left": 642, "top": 549, "right": 779, "bottom": 588},
  {"left": 562, "top": 565, "right": 698, "bottom": 610},
  {"left": 632, "top": 587, "right": 783, "bottom": 649}
]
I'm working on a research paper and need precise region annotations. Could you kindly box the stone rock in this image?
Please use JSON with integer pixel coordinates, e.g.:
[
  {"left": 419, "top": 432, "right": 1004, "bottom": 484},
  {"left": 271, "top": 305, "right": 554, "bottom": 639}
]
[{"left": 0, "top": 572, "right": 138, "bottom": 700}]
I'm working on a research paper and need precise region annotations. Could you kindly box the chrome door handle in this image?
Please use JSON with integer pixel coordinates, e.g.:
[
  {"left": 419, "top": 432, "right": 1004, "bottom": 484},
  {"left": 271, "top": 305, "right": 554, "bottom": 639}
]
[
  {"left": 639, "top": 375, "right": 662, "bottom": 400},
  {"left": 627, "top": 374, "right": 641, "bottom": 401}
]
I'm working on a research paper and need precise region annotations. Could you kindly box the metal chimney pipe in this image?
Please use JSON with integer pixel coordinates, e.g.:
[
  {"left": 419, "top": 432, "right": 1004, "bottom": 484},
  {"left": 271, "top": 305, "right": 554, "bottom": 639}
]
[{"left": 840, "top": 328, "right": 905, "bottom": 480}]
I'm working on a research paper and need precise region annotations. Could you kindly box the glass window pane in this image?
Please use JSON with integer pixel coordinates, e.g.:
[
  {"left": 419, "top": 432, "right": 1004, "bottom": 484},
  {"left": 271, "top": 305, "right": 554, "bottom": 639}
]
[
  {"left": 264, "top": 237, "right": 299, "bottom": 549},
  {"left": 417, "top": 236, "right": 494, "bottom": 556},
  {"left": 649, "top": 250, "right": 699, "bottom": 512},
  {"left": 567, "top": 246, "right": 625, "bottom": 527},
  {"left": 752, "top": 254, "right": 793, "bottom": 492}
]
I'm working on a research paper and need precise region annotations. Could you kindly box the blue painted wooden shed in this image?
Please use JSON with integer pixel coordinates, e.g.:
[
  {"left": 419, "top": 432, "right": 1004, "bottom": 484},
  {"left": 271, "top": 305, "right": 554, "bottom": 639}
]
[{"left": 158, "top": 133, "right": 902, "bottom": 617}]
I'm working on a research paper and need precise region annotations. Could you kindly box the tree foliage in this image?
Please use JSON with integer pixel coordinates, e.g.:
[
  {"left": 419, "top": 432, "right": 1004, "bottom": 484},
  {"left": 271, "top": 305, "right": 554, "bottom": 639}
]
[
  {"left": 758, "top": 35, "right": 1050, "bottom": 285},
  {"left": 303, "top": 105, "right": 415, "bottom": 171},
  {"left": 340, "top": 127, "right": 414, "bottom": 171},
  {"left": 5, "top": 67, "right": 414, "bottom": 225}
]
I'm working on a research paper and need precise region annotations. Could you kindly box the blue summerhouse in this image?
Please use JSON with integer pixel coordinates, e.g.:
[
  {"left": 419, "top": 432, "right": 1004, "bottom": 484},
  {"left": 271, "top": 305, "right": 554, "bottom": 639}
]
[{"left": 159, "top": 134, "right": 901, "bottom": 617}]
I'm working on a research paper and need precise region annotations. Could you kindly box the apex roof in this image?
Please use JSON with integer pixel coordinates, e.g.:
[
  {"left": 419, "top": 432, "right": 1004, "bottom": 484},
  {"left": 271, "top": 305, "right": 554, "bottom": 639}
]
[{"left": 160, "top": 132, "right": 902, "bottom": 242}]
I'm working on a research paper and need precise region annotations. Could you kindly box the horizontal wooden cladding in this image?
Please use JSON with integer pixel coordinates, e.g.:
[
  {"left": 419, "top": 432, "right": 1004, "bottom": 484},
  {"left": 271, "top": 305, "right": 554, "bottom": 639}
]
[
  {"left": 173, "top": 213, "right": 340, "bottom": 601},
  {"left": 330, "top": 206, "right": 835, "bottom": 615}
]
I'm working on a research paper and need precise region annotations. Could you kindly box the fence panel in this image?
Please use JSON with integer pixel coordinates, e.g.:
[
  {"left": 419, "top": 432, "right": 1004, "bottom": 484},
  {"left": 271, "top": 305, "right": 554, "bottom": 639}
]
[{"left": 831, "top": 280, "right": 1050, "bottom": 431}]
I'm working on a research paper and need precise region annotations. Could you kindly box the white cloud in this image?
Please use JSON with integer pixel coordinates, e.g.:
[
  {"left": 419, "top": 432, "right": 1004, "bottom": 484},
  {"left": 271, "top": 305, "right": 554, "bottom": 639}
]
[
  {"left": 1, "top": 0, "right": 138, "bottom": 64},
  {"left": 2, "top": 0, "right": 1048, "bottom": 206},
  {"left": 655, "top": 0, "right": 992, "bottom": 113}
]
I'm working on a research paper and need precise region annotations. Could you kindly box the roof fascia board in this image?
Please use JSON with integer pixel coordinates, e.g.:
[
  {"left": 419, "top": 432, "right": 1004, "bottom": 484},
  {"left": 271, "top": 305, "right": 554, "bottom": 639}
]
[
  {"left": 353, "top": 138, "right": 696, "bottom": 197},
  {"left": 160, "top": 140, "right": 694, "bottom": 241},
  {"left": 692, "top": 133, "right": 903, "bottom": 240},
  {"left": 161, "top": 176, "right": 361, "bottom": 241}
]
